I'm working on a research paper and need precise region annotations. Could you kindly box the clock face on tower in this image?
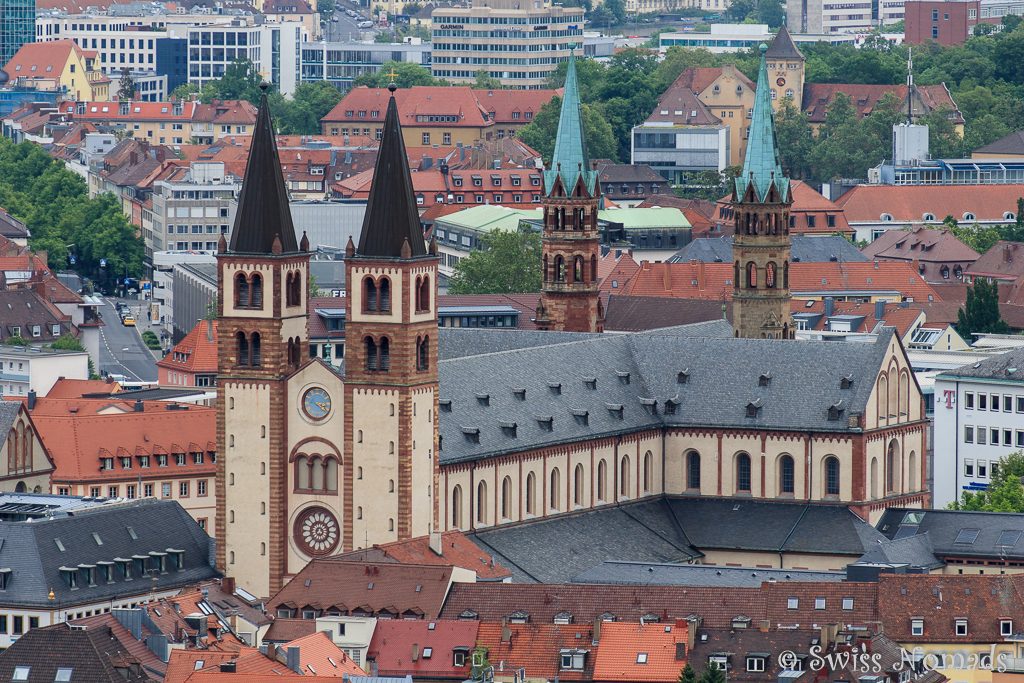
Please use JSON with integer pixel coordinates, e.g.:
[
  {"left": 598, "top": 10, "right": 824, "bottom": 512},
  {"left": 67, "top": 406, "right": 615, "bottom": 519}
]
[
  {"left": 302, "top": 387, "right": 331, "bottom": 420},
  {"left": 776, "top": 77, "right": 786, "bottom": 87},
  {"left": 295, "top": 506, "right": 340, "bottom": 556}
]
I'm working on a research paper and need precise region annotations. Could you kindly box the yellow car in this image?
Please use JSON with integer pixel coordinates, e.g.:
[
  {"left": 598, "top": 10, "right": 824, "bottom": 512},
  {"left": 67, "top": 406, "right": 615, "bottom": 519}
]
[{"left": 122, "top": 315, "right": 136, "bottom": 327}]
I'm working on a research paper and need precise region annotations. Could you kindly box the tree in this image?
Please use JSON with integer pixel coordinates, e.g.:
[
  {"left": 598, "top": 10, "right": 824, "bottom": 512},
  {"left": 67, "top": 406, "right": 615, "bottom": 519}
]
[
  {"left": 698, "top": 662, "right": 726, "bottom": 683},
  {"left": 51, "top": 334, "right": 85, "bottom": 352},
  {"left": 957, "top": 277, "right": 1010, "bottom": 337},
  {"left": 171, "top": 82, "right": 202, "bottom": 100},
  {"left": 117, "top": 68, "right": 135, "bottom": 101},
  {"left": 354, "top": 61, "right": 439, "bottom": 88},
  {"left": 724, "top": 0, "right": 754, "bottom": 21},
  {"left": 517, "top": 96, "right": 617, "bottom": 163},
  {"left": 448, "top": 229, "right": 542, "bottom": 294},
  {"left": 318, "top": 0, "right": 336, "bottom": 16},
  {"left": 274, "top": 81, "right": 344, "bottom": 134},
  {"left": 474, "top": 70, "right": 503, "bottom": 89},
  {"left": 603, "top": 0, "right": 627, "bottom": 24},
  {"left": 755, "top": 0, "right": 785, "bottom": 27},
  {"left": 951, "top": 451, "right": 1024, "bottom": 511},
  {"left": 774, "top": 97, "right": 814, "bottom": 179},
  {"left": 678, "top": 664, "right": 698, "bottom": 683}
]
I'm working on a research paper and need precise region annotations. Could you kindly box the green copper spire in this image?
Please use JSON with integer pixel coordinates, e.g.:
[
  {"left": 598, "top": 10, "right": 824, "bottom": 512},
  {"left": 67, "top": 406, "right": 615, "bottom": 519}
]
[
  {"left": 545, "top": 48, "right": 598, "bottom": 198},
  {"left": 735, "top": 44, "right": 790, "bottom": 204}
]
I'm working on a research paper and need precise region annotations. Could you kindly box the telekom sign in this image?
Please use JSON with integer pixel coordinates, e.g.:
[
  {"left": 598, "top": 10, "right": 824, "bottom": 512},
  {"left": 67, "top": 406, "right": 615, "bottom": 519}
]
[{"left": 942, "top": 389, "right": 956, "bottom": 409}]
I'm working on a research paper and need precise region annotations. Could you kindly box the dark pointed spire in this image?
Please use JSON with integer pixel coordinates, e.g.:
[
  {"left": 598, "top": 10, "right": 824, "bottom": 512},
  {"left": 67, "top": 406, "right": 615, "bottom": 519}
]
[
  {"left": 734, "top": 45, "right": 789, "bottom": 204},
  {"left": 355, "top": 83, "right": 426, "bottom": 259},
  {"left": 228, "top": 84, "right": 298, "bottom": 254},
  {"left": 765, "top": 24, "right": 803, "bottom": 61}
]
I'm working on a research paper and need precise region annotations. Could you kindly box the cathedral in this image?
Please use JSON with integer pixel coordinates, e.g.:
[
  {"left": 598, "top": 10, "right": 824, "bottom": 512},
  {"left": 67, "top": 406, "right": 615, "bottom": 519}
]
[{"left": 217, "top": 53, "right": 928, "bottom": 599}]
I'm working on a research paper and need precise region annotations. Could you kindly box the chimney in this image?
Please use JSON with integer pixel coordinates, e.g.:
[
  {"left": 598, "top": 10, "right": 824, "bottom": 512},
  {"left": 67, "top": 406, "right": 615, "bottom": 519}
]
[
  {"left": 759, "top": 619, "right": 770, "bottom": 633},
  {"left": 685, "top": 616, "right": 701, "bottom": 653},
  {"left": 696, "top": 260, "right": 706, "bottom": 291},
  {"left": 819, "top": 624, "right": 838, "bottom": 651},
  {"left": 412, "top": 644, "right": 420, "bottom": 661},
  {"left": 206, "top": 319, "right": 214, "bottom": 341},
  {"left": 501, "top": 624, "right": 512, "bottom": 643},
  {"left": 824, "top": 296, "right": 835, "bottom": 318},
  {"left": 27, "top": 390, "right": 36, "bottom": 410},
  {"left": 134, "top": 399, "right": 144, "bottom": 412},
  {"left": 221, "top": 576, "right": 235, "bottom": 594},
  {"left": 286, "top": 646, "right": 301, "bottom": 674},
  {"left": 662, "top": 266, "right": 671, "bottom": 291},
  {"left": 429, "top": 531, "right": 443, "bottom": 556},
  {"left": 874, "top": 300, "right": 886, "bottom": 321},
  {"left": 220, "top": 661, "right": 237, "bottom": 673},
  {"left": 1005, "top": 243, "right": 1013, "bottom": 262},
  {"left": 592, "top": 618, "right": 602, "bottom": 643},
  {"left": 266, "top": 643, "right": 277, "bottom": 662}
]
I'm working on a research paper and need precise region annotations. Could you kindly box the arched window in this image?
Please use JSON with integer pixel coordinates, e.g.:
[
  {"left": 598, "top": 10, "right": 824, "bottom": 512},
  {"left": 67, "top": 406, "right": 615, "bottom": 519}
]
[
  {"left": 416, "top": 276, "right": 430, "bottom": 312},
  {"left": 451, "top": 485, "right": 463, "bottom": 529},
  {"left": 325, "top": 458, "right": 338, "bottom": 492},
  {"left": 525, "top": 472, "right": 536, "bottom": 515},
  {"left": 573, "top": 464, "right": 584, "bottom": 506},
  {"left": 870, "top": 457, "right": 879, "bottom": 499},
  {"left": 379, "top": 337, "right": 391, "bottom": 371},
  {"left": 573, "top": 256, "right": 584, "bottom": 284},
  {"left": 940, "top": 265, "right": 950, "bottom": 280},
  {"left": 250, "top": 273, "right": 263, "bottom": 308},
  {"left": 379, "top": 277, "right": 391, "bottom": 312},
  {"left": 734, "top": 261, "right": 740, "bottom": 286},
  {"left": 417, "top": 336, "right": 429, "bottom": 371},
  {"left": 501, "top": 476, "right": 512, "bottom": 519},
  {"left": 878, "top": 374, "right": 888, "bottom": 419},
  {"left": 888, "top": 367, "right": 898, "bottom": 418},
  {"left": 824, "top": 456, "right": 840, "bottom": 496},
  {"left": 310, "top": 456, "right": 325, "bottom": 490},
  {"left": 234, "top": 272, "right": 250, "bottom": 308},
  {"left": 591, "top": 255, "right": 598, "bottom": 283},
  {"left": 476, "top": 481, "right": 488, "bottom": 524},
  {"left": 736, "top": 453, "right": 751, "bottom": 492},
  {"left": 236, "top": 331, "right": 249, "bottom": 366},
  {"left": 554, "top": 255, "right": 566, "bottom": 282},
  {"left": 286, "top": 271, "right": 302, "bottom": 307},
  {"left": 886, "top": 439, "right": 900, "bottom": 493},
  {"left": 286, "top": 272, "right": 294, "bottom": 306},
  {"left": 549, "top": 468, "right": 560, "bottom": 511},
  {"left": 642, "top": 450, "right": 653, "bottom": 493},
  {"left": 783, "top": 260, "right": 789, "bottom": 288},
  {"left": 543, "top": 254, "right": 549, "bottom": 283},
  {"left": 250, "top": 333, "right": 261, "bottom": 367},
  {"left": 954, "top": 264, "right": 963, "bottom": 279},
  {"left": 765, "top": 261, "right": 776, "bottom": 288},
  {"left": 363, "top": 276, "right": 378, "bottom": 312},
  {"left": 686, "top": 451, "right": 700, "bottom": 490},
  {"left": 364, "top": 337, "right": 378, "bottom": 371},
  {"left": 779, "top": 454, "right": 794, "bottom": 494},
  {"left": 746, "top": 262, "right": 757, "bottom": 289},
  {"left": 908, "top": 450, "right": 918, "bottom": 491},
  {"left": 597, "top": 460, "right": 607, "bottom": 501},
  {"left": 899, "top": 372, "right": 910, "bottom": 417},
  {"left": 619, "top": 456, "right": 630, "bottom": 497}
]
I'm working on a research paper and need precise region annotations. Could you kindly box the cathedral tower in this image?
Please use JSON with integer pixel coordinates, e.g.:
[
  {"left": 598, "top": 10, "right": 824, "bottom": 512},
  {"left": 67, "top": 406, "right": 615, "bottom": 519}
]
[
  {"left": 216, "top": 85, "right": 311, "bottom": 596},
  {"left": 343, "top": 82, "right": 440, "bottom": 550},
  {"left": 535, "top": 49, "right": 603, "bottom": 333},
  {"left": 766, "top": 25, "right": 805, "bottom": 112},
  {"left": 731, "top": 44, "right": 794, "bottom": 340}
]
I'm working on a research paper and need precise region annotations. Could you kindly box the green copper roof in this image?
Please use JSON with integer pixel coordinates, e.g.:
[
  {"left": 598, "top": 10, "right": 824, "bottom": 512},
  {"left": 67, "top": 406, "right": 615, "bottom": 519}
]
[
  {"left": 545, "top": 50, "right": 598, "bottom": 198},
  {"left": 734, "top": 44, "right": 790, "bottom": 204}
]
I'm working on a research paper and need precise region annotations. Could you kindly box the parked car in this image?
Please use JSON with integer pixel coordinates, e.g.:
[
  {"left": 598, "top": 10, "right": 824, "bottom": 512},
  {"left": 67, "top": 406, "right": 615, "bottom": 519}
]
[
  {"left": 122, "top": 315, "right": 136, "bottom": 327},
  {"left": 358, "top": 20, "right": 374, "bottom": 27}
]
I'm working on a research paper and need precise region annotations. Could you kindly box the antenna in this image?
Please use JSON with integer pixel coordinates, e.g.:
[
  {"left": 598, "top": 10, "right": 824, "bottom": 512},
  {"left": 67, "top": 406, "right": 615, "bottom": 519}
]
[{"left": 906, "top": 46, "right": 914, "bottom": 123}]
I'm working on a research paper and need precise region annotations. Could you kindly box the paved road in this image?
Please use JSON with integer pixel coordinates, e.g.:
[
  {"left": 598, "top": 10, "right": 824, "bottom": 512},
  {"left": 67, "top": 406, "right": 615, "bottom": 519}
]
[
  {"left": 323, "top": 5, "right": 380, "bottom": 41},
  {"left": 96, "top": 297, "right": 159, "bottom": 382}
]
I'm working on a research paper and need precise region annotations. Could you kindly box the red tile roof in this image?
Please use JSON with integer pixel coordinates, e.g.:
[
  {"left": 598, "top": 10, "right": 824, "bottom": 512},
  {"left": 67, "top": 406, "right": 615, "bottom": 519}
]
[
  {"left": 3, "top": 40, "right": 84, "bottom": 82},
  {"left": 473, "top": 88, "right": 560, "bottom": 124},
  {"left": 45, "top": 378, "right": 122, "bottom": 398},
  {"left": 24, "top": 397, "right": 216, "bottom": 483},
  {"left": 263, "top": 618, "right": 316, "bottom": 643},
  {"left": 715, "top": 181, "right": 852, "bottom": 237},
  {"left": 598, "top": 251, "right": 642, "bottom": 293},
  {"left": 861, "top": 226, "right": 979, "bottom": 265},
  {"left": 59, "top": 100, "right": 204, "bottom": 121},
  {"left": 437, "top": 294, "right": 544, "bottom": 331},
  {"left": 334, "top": 530, "right": 513, "bottom": 579},
  {"left": 792, "top": 299, "right": 925, "bottom": 337},
  {"left": 166, "top": 649, "right": 252, "bottom": 683},
  {"left": 158, "top": 319, "right": 218, "bottom": 375},
  {"left": 802, "top": 83, "right": 963, "bottom": 124},
  {"left": 592, "top": 621, "right": 689, "bottom": 683},
  {"left": 267, "top": 560, "right": 455, "bottom": 620},
  {"left": 187, "top": 675, "right": 342, "bottom": 682},
  {"left": 272, "top": 631, "right": 365, "bottom": 677},
  {"left": 965, "top": 240, "right": 1024, "bottom": 281},
  {"left": 835, "top": 183, "right": 1024, "bottom": 225},
  {"left": 322, "top": 87, "right": 493, "bottom": 129},
  {"left": 368, "top": 619, "right": 479, "bottom": 678},
  {"left": 673, "top": 66, "right": 755, "bottom": 96},
  {"left": 476, "top": 622, "right": 595, "bottom": 681},
  {"left": 335, "top": 167, "right": 544, "bottom": 208}
]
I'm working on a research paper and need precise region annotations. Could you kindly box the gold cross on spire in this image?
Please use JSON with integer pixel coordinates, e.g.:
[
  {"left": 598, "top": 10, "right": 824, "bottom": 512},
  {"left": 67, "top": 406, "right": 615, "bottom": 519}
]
[{"left": 385, "top": 67, "right": 399, "bottom": 85}]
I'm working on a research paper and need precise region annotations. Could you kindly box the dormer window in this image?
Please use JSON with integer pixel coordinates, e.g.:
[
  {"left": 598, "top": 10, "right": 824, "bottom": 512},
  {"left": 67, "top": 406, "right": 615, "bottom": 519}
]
[
  {"left": 955, "top": 619, "right": 968, "bottom": 636},
  {"left": 1001, "top": 620, "right": 1013, "bottom": 637},
  {"left": 617, "top": 371, "right": 630, "bottom": 385},
  {"left": 439, "top": 399, "right": 452, "bottom": 413},
  {"left": 677, "top": 370, "right": 689, "bottom": 384},
  {"left": 536, "top": 416, "right": 554, "bottom": 431},
  {"left": 508, "top": 610, "right": 529, "bottom": 624},
  {"left": 560, "top": 649, "right": 586, "bottom": 670},
  {"left": 606, "top": 403, "right": 624, "bottom": 420},
  {"left": 548, "top": 382, "right": 562, "bottom": 395},
  {"left": 554, "top": 612, "right": 573, "bottom": 624},
  {"left": 840, "top": 374, "right": 853, "bottom": 389},
  {"left": 731, "top": 616, "right": 751, "bottom": 629},
  {"left": 500, "top": 421, "right": 517, "bottom": 437},
  {"left": 461, "top": 427, "right": 480, "bottom": 444},
  {"left": 572, "top": 409, "right": 588, "bottom": 426},
  {"left": 828, "top": 401, "right": 845, "bottom": 421},
  {"left": 512, "top": 388, "right": 526, "bottom": 401},
  {"left": 583, "top": 377, "right": 597, "bottom": 390},
  {"left": 475, "top": 393, "right": 490, "bottom": 406},
  {"left": 758, "top": 372, "right": 771, "bottom": 387},
  {"left": 746, "top": 399, "right": 763, "bottom": 418}
]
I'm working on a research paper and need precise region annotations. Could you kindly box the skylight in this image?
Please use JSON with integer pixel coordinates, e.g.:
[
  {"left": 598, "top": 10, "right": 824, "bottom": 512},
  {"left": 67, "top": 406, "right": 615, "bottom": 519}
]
[
  {"left": 636, "top": 653, "right": 648, "bottom": 664},
  {"left": 954, "top": 528, "right": 981, "bottom": 545},
  {"left": 996, "top": 530, "right": 1022, "bottom": 548}
]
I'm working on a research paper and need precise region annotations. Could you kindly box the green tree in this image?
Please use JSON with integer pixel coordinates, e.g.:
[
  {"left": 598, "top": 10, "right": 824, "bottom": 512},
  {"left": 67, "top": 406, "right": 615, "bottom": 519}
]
[
  {"left": 774, "top": 97, "right": 814, "bottom": 179},
  {"left": 318, "top": 0, "right": 336, "bottom": 16},
  {"left": 448, "top": 229, "right": 542, "bottom": 294},
  {"left": 957, "top": 277, "right": 1010, "bottom": 337},
  {"left": 171, "top": 82, "right": 202, "bottom": 100},
  {"left": 52, "top": 334, "right": 85, "bottom": 351},
  {"left": 951, "top": 451, "right": 1024, "bottom": 511},
  {"left": 474, "top": 70, "right": 503, "bottom": 89},
  {"left": 949, "top": 220, "right": 1003, "bottom": 254},
  {"left": 679, "top": 665, "right": 698, "bottom": 683},
  {"left": 698, "top": 662, "right": 726, "bottom": 683},
  {"left": 755, "top": 0, "right": 784, "bottom": 27},
  {"left": 117, "top": 68, "right": 135, "bottom": 101},
  {"left": 517, "top": 96, "right": 617, "bottom": 163},
  {"left": 196, "top": 58, "right": 265, "bottom": 105},
  {"left": 274, "top": 81, "right": 344, "bottom": 134},
  {"left": 603, "top": 0, "right": 627, "bottom": 24},
  {"left": 354, "top": 61, "right": 439, "bottom": 88},
  {"left": 724, "top": 0, "right": 754, "bottom": 21}
]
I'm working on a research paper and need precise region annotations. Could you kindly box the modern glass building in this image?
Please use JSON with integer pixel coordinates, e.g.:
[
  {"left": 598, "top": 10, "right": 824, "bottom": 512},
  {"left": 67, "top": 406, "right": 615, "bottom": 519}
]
[{"left": 0, "top": 0, "right": 36, "bottom": 67}]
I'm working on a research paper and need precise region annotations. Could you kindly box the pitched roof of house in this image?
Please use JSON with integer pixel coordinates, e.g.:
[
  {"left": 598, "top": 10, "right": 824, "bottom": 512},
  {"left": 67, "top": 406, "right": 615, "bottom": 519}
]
[
  {"left": 592, "top": 621, "right": 689, "bottom": 682},
  {"left": 571, "top": 561, "right": 841, "bottom": 587},
  {"left": 671, "top": 66, "right": 756, "bottom": 96},
  {"left": 333, "top": 530, "right": 512, "bottom": 580},
  {"left": 475, "top": 622, "right": 596, "bottom": 681},
  {"left": 965, "top": 240, "right": 1024, "bottom": 280},
  {"left": 3, "top": 40, "right": 83, "bottom": 81},
  {"left": 643, "top": 82, "right": 720, "bottom": 126},
  {"left": 875, "top": 507, "right": 1024, "bottom": 561},
  {"left": 0, "top": 622, "right": 155, "bottom": 682},
  {"left": 269, "top": 631, "right": 365, "bottom": 677},
  {"left": 765, "top": 24, "right": 804, "bottom": 60},
  {"left": 861, "top": 226, "right": 979, "bottom": 264},
  {"left": 166, "top": 649, "right": 251, "bottom": 683},
  {"left": 27, "top": 398, "right": 216, "bottom": 483},
  {"left": 0, "top": 207, "right": 28, "bottom": 239},
  {"left": 473, "top": 88, "right": 560, "bottom": 124},
  {"left": 322, "top": 86, "right": 492, "bottom": 129},
  {"left": 802, "top": 83, "right": 963, "bottom": 124},
  {"left": 367, "top": 620, "right": 479, "bottom": 678},
  {"left": 157, "top": 320, "right": 218, "bottom": 375},
  {"left": 974, "top": 129, "right": 1024, "bottom": 156},
  {"left": 856, "top": 532, "right": 943, "bottom": 570},
  {"left": 437, "top": 326, "right": 896, "bottom": 464},
  {"left": 46, "top": 378, "right": 122, "bottom": 398},
  {"left": 670, "top": 235, "right": 866, "bottom": 264},
  {"left": 262, "top": 618, "right": 316, "bottom": 643},
  {"left": 228, "top": 91, "right": 298, "bottom": 254},
  {"left": 603, "top": 294, "right": 727, "bottom": 331},
  {"left": 266, "top": 560, "right": 454, "bottom": 619},
  {"left": 0, "top": 289, "right": 72, "bottom": 343},
  {"left": 791, "top": 299, "right": 925, "bottom": 337},
  {"left": 356, "top": 89, "right": 427, "bottom": 259},
  {"left": 0, "top": 499, "right": 216, "bottom": 608}
]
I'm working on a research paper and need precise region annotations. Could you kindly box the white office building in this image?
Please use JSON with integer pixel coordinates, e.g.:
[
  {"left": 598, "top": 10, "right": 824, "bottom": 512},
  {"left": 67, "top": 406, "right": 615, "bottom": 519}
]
[
  {"left": 187, "top": 21, "right": 303, "bottom": 96},
  {"left": 933, "top": 347, "right": 1024, "bottom": 508},
  {"left": 300, "top": 39, "right": 431, "bottom": 91}
]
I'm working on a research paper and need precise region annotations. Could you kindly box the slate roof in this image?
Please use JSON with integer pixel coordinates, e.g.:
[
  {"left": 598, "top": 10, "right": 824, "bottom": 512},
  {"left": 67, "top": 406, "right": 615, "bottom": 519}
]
[
  {"left": 644, "top": 82, "right": 721, "bottom": 126},
  {"left": 875, "top": 507, "right": 1024, "bottom": 561},
  {"left": 437, "top": 327, "right": 602, "bottom": 361},
  {"left": 802, "top": 84, "right": 963, "bottom": 125},
  {"left": 974, "top": 129, "right": 1024, "bottom": 156},
  {"left": 570, "top": 561, "right": 843, "bottom": 587},
  {"left": 0, "top": 401, "right": 23, "bottom": 438},
  {"left": 603, "top": 295, "right": 728, "bottom": 332},
  {"left": 0, "top": 622, "right": 155, "bottom": 682},
  {"left": 856, "top": 532, "right": 943, "bottom": 570},
  {"left": 935, "top": 346, "right": 1024, "bottom": 381},
  {"left": 334, "top": 530, "right": 512, "bottom": 581},
  {"left": 966, "top": 240, "right": 1024, "bottom": 280},
  {"left": 860, "top": 226, "right": 979, "bottom": 264},
  {"left": 0, "top": 207, "right": 28, "bottom": 239},
  {"left": 670, "top": 235, "right": 866, "bottom": 264},
  {"left": 437, "top": 329, "right": 892, "bottom": 464},
  {"left": 765, "top": 24, "right": 804, "bottom": 60},
  {"left": 0, "top": 499, "right": 217, "bottom": 608}
]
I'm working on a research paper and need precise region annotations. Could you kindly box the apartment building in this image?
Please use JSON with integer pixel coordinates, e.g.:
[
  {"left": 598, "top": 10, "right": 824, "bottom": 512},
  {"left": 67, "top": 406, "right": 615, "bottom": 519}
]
[
  {"left": 430, "top": 0, "right": 583, "bottom": 89},
  {"left": 187, "top": 21, "right": 303, "bottom": 96},
  {"left": 57, "top": 98, "right": 257, "bottom": 145},
  {"left": 0, "top": 346, "right": 89, "bottom": 397},
  {"left": 149, "top": 161, "right": 238, "bottom": 260},
  {"left": 151, "top": 251, "right": 217, "bottom": 336},
  {"left": 2, "top": 39, "right": 110, "bottom": 101},
  {"left": 300, "top": 39, "right": 431, "bottom": 91}
]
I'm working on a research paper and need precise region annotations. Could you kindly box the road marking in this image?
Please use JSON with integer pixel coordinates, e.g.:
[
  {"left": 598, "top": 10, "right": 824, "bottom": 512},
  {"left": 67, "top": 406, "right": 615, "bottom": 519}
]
[{"left": 98, "top": 297, "right": 143, "bottom": 381}]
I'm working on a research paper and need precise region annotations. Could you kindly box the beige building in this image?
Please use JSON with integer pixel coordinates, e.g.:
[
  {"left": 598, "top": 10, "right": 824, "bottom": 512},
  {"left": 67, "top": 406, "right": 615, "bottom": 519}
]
[
  {"left": 430, "top": 0, "right": 585, "bottom": 89},
  {"left": 0, "top": 402, "right": 52, "bottom": 495}
]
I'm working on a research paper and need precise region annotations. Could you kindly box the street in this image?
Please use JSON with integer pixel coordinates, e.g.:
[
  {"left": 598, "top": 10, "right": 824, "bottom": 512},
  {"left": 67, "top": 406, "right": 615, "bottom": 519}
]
[
  {"left": 96, "top": 297, "right": 159, "bottom": 382},
  {"left": 323, "top": 4, "right": 380, "bottom": 42}
]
